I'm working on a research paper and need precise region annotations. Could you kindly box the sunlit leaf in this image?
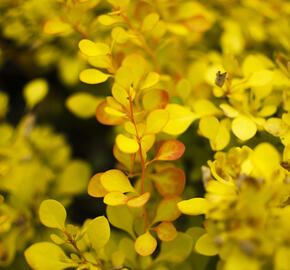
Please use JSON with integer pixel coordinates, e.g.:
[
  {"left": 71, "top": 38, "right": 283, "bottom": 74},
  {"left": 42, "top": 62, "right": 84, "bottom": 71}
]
[
  {"left": 151, "top": 167, "right": 185, "bottom": 197},
  {"left": 39, "top": 200, "right": 67, "bottom": 230},
  {"left": 116, "top": 134, "right": 139, "bottom": 154},
  {"left": 155, "top": 221, "right": 178, "bottom": 242},
  {"left": 104, "top": 191, "right": 128, "bottom": 206},
  {"left": 154, "top": 140, "right": 185, "bottom": 161},
  {"left": 88, "top": 173, "right": 108, "bottom": 197},
  {"left": 86, "top": 216, "right": 110, "bottom": 250},
  {"left": 162, "top": 104, "right": 198, "bottom": 135},
  {"left": 232, "top": 116, "right": 257, "bottom": 141},
  {"left": 142, "top": 89, "right": 169, "bottom": 111},
  {"left": 146, "top": 109, "right": 169, "bottom": 134},
  {"left": 100, "top": 169, "right": 135, "bottom": 193},
  {"left": 140, "top": 72, "right": 160, "bottom": 90},
  {"left": 127, "top": 192, "right": 150, "bottom": 208},
  {"left": 178, "top": 198, "right": 209, "bottom": 215},
  {"left": 23, "top": 79, "right": 48, "bottom": 109},
  {"left": 25, "top": 242, "right": 76, "bottom": 270},
  {"left": 79, "top": 69, "right": 111, "bottom": 84},
  {"left": 78, "top": 39, "right": 110, "bottom": 57},
  {"left": 135, "top": 231, "right": 157, "bottom": 256}
]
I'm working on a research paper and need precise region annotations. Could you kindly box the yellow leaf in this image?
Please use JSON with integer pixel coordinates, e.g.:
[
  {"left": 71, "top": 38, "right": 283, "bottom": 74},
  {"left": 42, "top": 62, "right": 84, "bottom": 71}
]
[
  {"left": 248, "top": 70, "right": 273, "bottom": 87},
  {"left": 98, "top": 15, "right": 123, "bottom": 26},
  {"left": 111, "top": 27, "right": 129, "bottom": 44},
  {"left": 44, "top": 19, "right": 71, "bottom": 35},
  {"left": 140, "top": 72, "right": 160, "bottom": 90},
  {"left": 104, "top": 191, "right": 128, "bottom": 206},
  {"left": 264, "top": 118, "right": 286, "bottom": 136},
  {"left": 116, "top": 134, "right": 139, "bottom": 154},
  {"left": 39, "top": 200, "right": 67, "bottom": 230},
  {"left": 252, "top": 143, "right": 280, "bottom": 178},
  {"left": 86, "top": 216, "right": 110, "bottom": 250},
  {"left": 178, "top": 198, "right": 209, "bottom": 215},
  {"left": 220, "top": 104, "right": 239, "bottom": 118},
  {"left": 25, "top": 242, "right": 77, "bottom": 270},
  {"left": 162, "top": 104, "right": 198, "bottom": 135},
  {"left": 115, "top": 66, "right": 134, "bottom": 90},
  {"left": 100, "top": 169, "right": 135, "bottom": 193},
  {"left": 79, "top": 69, "right": 110, "bottom": 84},
  {"left": 146, "top": 109, "right": 169, "bottom": 134},
  {"left": 141, "top": 13, "right": 160, "bottom": 32},
  {"left": 210, "top": 122, "right": 230, "bottom": 151},
  {"left": 155, "top": 222, "right": 178, "bottom": 242},
  {"left": 66, "top": 93, "right": 102, "bottom": 118},
  {"left": 199, "top": 116, "right": 220, "bottom": 139},
  {"left": 135, "top": 231, "right": 157, "bottom": 256},
  {"left": 232, "top": 116, "right": 257, "bottom": 141},
  {"left": 23, "top": 79, "right": 48, "bottom": 109},
  {"left": 88, "top": 173, "right": 108, "bottom": 198},
  {"left": 127, "top": 192, "right": 150, "bottom": 208},
  {"left": 193, "top": 99, "right": 221, "bottom": 117},
  {"left": 195, "top": 233, "right": 218, "bottom": 256},
  {"left": 78, "top": 39, "right": 110, "bottom": 57},
  {"left": 142, "top": 89, "right": 169, "bottom": 111},
  {"left": 141, "top": 134, "right": 155, "bottom": 152}
]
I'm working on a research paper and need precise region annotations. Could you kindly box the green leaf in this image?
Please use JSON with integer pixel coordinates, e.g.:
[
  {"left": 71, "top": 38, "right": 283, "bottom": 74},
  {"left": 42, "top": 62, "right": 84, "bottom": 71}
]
[
  {"left": 24, "top": 242, "right": 77, "bottom": 270},
  {"left": 39, "top": 200, "right": 67, "bottom": 230},
  {"left": 86, "top": 216, "right": 110, "bottom": 250},
  {"left": 107, "top": 205, "right": 135, "bottom": 238},
  {"left": 66, "top": 93, "right": 103, "bottom": 118},
  {"left": 155, "top": 233, "right": 193, "bottom": 263},
  {"left": 23, "top": 79, "right": 48, "bottom": 109}
]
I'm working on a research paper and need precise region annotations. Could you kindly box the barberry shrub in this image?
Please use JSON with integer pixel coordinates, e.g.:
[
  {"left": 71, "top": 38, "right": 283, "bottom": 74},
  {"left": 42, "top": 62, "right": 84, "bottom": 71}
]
[{"left": 1, "top": 0, "right": 290, "bottom": 269}]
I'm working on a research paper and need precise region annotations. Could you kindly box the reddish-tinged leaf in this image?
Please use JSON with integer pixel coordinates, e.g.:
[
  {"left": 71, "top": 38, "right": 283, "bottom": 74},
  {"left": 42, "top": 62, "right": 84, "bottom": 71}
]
[
  {"left": 151, "top": 167, "right": 185, "bottom": 197},
  {"left": 127, "top": 192, "right": 151, "bottom": 208},
  {"left": 88, "top": 173, "right": 108, "bottom": 198},
  {"left": 135, "top": 231, "right": 157, "bottom": 256},
  {"left": 155, "top": 221, "right": 178, "bottom": 242},
  {"left": 96, "top": 100, "right": 125, "bottom": 125},
  {"left": 142, "top": 89, "right": 169, "bottom": 111},
  {"left": 154, "top": 140, "right": 185, "bottom": 161}
]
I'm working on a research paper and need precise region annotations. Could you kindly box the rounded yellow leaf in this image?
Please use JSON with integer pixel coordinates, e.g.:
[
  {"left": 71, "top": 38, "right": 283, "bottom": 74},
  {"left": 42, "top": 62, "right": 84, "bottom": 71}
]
[
  {"left": 199, "top": 116, "right": 220, "bottom": 139},
  {"left": 23, "top": 79, "right": 48, "bottom": 109},
  {"left": 127, "top": 192, "right": 150, "bottom": 208},
  {"left": 25, "top": 242, "right": 77, "bottom": 270},
  {"left": 66, "top": 93, "right": 102, "bottom": 118},
  {"left": 140, "top": 72, "right": 160, "bottom": 90},
  {"left": 78, "top": 39, "right": 110, "bottom": 57},
  {"left": 86, "top": 216, "right": 110, "bottom": 250},
  {"left": 100, "top": 169, "right": 135, "bottom": 193},
  {"left": 111, "top": 27, "right": 129, "bottom": 44},
  {"left": 79, "top": 69, "right": 110, "bottom": 84},
  {"left": 177, "top": 198, "right": 209, "bottom": 215},
  {"left": 44, "top": 19, "right": 71, "bottom": 35},
  {"left": 88, "top": 173, "right": 108, "bottom": 198},
  {"left": 162, "top": 104, "right": 198, "bottom": 135},
  {"left": 116, "top": 134, "right": 139, "bottom": 154},
  {"left": 248, "top": 70, "right": 273, "bottom": 87},
  {"left": 39, "top": 200, "right": 67, "bottom": 230},
  {"left": 142, "top": 13, "right": 160, "bottom": 32},
  {"left": 104, "top": 191, "right": 128, "bottom": 206},
  {"left": 252, "top": 143, "right": 280, "bottom": 178},
  {"left": 146, "top": 109, "right": 169, "bottom": 134},
  {"left": 195, "top": 233, "right": 218, "bottom": 256},
  {"left": 232, "top": 116, "right": 257, "bottom": 141},
  {"left": 155, "top": 222, "right": 178, "bottom": 242},
  {"left": 98, "top": 15, "right": 123, "bottom": 26},
  {"left": 135, "top": 231, "right": 157, "bottom": 256}
]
